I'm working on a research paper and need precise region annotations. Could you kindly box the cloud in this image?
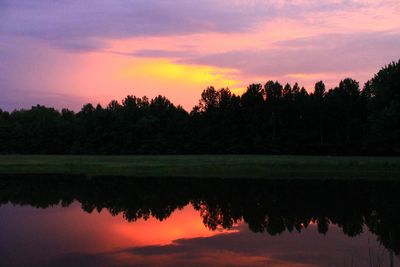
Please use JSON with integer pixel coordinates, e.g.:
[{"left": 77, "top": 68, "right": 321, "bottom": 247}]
[
  {"left": 0, "top": 90, "right": 88, "bottom": 112},
  {"left": 181, "top": 31, "right": 400, "bottom": 82},
  {"left": 1, "top": 1, "right": 271, "bottom": 40},
  {"left": 46, "top": 39, "right": 107, "bottom": 54},
  {"left": 2, "top": 0, "right": 393, "bottom": 52},
  {"left": 128, "top": 49, "right": 194, "bottom": 59}
]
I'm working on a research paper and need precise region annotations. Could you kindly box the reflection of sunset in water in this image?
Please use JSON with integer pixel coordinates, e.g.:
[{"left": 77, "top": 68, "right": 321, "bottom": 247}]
[
  {"left": 0, "top": 201, "right": 397, "bottom": 267},
  {"left": 112, "top": 205, "right": 237, "bottom": 246}
]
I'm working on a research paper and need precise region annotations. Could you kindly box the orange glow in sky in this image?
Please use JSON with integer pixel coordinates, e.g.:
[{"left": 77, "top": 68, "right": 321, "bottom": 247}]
[{"left": 1, "top": 0, "right": 400, "bottom": 111}]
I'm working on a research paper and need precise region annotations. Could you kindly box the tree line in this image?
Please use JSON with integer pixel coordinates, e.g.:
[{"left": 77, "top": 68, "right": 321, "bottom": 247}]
[{"left": 0, "top": 60, "right": 399, "bottom": 155}]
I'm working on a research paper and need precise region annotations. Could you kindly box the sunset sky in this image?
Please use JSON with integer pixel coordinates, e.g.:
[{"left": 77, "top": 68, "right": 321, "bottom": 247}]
[{"left": 1, "top": 0, "right": 399, "bottom": 111}]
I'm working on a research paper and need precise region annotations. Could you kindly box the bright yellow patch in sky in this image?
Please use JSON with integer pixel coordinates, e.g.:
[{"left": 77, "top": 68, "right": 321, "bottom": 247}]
[
  {"left": 230, "top": 87, "right": 247, "bottom": 95},
  {"left": 121, "top": 59, "right": 238, "bottom": 88}
]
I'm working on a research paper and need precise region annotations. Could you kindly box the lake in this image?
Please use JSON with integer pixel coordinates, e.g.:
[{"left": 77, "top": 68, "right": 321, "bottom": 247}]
[{"left": 1, "top": 175, "right": 399, "bottom": 266}]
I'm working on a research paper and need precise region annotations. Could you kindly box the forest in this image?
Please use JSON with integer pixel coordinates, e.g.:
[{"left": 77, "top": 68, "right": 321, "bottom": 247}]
[{"left": 0, "top": 60, "right": 399, "bottom": 155}]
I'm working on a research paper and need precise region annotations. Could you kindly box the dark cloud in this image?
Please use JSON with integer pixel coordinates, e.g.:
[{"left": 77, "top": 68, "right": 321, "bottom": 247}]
[{"left": 44, "top": 38, "right": 107, "bottom": 53}]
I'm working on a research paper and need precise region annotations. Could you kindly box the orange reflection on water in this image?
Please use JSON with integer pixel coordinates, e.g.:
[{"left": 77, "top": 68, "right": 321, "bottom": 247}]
[
  {"left": 1, "top": 202, "right": 397, "bottom": 267},
  {"left": 112, "top": 205, "right": 237, "bottom": 246}
]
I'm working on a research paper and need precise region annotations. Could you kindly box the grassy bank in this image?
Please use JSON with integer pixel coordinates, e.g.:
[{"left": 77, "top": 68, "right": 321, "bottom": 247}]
[{"left": 0, "top": 155, "right": 400, "bottom": 180}]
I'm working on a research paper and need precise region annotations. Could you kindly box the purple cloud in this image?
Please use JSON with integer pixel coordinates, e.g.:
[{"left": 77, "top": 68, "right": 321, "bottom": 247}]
[
  {"left": 1, "top": 1, "right": 272, "bottom": 42},
  {"left": 181, "top": 31, "right": 400, "bottom": 80},
  {"left": 0, "top": 0, "right": 378, "bottom": 52},
  {"left": 128, "top": 49, "right": 194, "bottom": 58}
]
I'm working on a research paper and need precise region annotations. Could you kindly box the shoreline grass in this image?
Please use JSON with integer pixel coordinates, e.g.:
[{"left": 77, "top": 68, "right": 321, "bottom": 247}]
[{"left": 1, "top": 155, "right": 400, "bottom": 180}]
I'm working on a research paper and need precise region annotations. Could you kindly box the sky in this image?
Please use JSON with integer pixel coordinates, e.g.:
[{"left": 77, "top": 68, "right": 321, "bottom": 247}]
[{"left": 1, "top": 0, "right": 399, "bottom": 111}]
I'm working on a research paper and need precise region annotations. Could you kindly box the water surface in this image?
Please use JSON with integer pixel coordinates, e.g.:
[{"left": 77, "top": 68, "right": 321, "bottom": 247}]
[{"left": 1, "top": 175, "right": 399, "bottom": 266}]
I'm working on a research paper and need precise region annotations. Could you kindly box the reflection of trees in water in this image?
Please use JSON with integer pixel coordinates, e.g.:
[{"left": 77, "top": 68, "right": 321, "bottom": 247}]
[{"left": 1, "top": 175, "right": 399, "bottom": 254}]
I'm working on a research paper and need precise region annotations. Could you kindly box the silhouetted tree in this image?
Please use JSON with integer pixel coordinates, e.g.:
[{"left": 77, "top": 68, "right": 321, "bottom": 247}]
[
  {"left": 365, "top": 60, "right": 400, "bottom": 154},
  {"left": 311, "top": 81, "right": 326, "bottom": 147}
]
